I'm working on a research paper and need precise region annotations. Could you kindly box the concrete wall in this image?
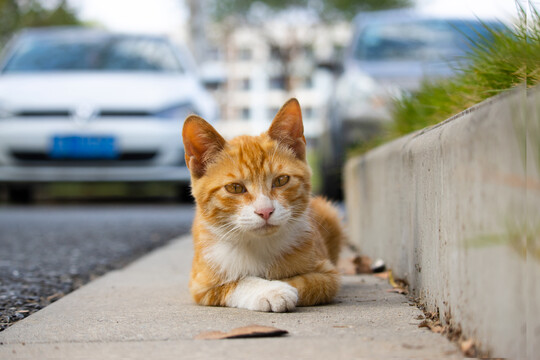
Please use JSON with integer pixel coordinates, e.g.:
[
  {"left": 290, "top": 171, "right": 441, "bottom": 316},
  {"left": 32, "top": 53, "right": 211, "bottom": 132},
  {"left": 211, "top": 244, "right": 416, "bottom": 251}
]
[{"left": 344, "top": 86, "right": 540, "bottom": 358}]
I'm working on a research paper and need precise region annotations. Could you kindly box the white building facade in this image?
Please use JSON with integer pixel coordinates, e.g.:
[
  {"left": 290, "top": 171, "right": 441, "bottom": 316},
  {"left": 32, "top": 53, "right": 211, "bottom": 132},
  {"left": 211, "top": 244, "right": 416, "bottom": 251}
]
[{"left": 206, "top": 20, "right": 350, "bottom": 144}]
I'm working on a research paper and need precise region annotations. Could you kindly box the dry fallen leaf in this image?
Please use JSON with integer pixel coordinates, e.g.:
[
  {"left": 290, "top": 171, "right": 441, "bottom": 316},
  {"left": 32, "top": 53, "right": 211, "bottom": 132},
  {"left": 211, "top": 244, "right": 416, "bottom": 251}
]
[
  {"left": 353, "top": 256, "right": 373, "bottom": 274},
  {"left": 194, "top": 325, "right": 288, "bottom": 340},
  {"left": 430, "top": 325, "right": 444, "bottom": 333},
  {"left": 417, "top": 317, "right": 449, "bottom": 336},
  {"left": 337, "top": 256, "right": 358, "bottom": 275},
  {"left": 426, "top": 312, "right": 437, "bottom": 320},
  {"left": 460, "top": 339, "right": 476, "bottom": 357},
  {"left": 337, "top": 255, "right": 373, "bottom": 275},
  {"left": 418, "top": 320, "right": 430, "bottom": 329},
  {"left": 384, "top": 270, "right": 409, "bottom": 295}
]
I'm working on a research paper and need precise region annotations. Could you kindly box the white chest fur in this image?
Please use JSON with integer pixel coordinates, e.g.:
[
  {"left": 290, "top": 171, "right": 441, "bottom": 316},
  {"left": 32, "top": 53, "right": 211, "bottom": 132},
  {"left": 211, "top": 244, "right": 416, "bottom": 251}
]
[{"left": 204, "top": 216, "right": 310, "bottom": 283}]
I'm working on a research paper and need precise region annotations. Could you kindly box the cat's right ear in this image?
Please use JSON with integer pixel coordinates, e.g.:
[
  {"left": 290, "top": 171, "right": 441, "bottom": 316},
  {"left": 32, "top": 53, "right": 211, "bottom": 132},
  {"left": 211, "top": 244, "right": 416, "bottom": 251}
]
[
  {"left": 182, "top": 115, "right": 226, "bottom": 178},
  {"left": 268, "top": 98, "right": 306, "bottom": 160}
]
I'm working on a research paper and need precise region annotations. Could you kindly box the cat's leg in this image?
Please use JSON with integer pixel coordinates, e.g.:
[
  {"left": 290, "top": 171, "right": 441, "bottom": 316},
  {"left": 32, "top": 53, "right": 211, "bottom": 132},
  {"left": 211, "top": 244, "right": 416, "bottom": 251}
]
[
  {"left": 226, "top": 277, "right": 298, "bottom": 312},
  {"left": 283, "top": 260, "right": 340, "bottom": 306},
  {"left": 191, "top": 277, "right": 298, "bottom": 312}
]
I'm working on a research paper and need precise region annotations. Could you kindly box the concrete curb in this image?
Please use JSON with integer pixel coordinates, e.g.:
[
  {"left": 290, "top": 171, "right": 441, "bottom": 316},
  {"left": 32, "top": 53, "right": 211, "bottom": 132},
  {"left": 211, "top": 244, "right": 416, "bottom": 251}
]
[
  {"left": 344, "top": 86, "right": 540, "bottom": 358},
  {"left": 0, "top": 235, "right": 460, "bottom": 359}
]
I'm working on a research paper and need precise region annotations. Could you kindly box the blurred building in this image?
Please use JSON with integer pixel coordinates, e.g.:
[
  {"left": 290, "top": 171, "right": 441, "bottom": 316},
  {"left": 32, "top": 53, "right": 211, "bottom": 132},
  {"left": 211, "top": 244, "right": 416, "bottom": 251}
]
[{"left": 203, "top": 20, "right": 350, "bottom": 145}]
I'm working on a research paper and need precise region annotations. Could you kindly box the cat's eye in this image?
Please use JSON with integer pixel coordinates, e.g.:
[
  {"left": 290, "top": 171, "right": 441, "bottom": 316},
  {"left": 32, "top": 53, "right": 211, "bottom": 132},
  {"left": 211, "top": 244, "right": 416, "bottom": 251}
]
[
  {"left": 273, "top": 175, "right": 290, "bottom": 188},
  {"left": 225, "top": 183, "right": 246, "bottom": 194}
]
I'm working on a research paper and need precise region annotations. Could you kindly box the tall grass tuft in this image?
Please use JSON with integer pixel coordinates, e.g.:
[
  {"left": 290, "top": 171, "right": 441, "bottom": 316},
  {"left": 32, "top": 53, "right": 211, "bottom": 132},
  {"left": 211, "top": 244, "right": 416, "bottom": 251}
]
[{"left": 369, "top": 4, "right": 540, "bottom": 145}]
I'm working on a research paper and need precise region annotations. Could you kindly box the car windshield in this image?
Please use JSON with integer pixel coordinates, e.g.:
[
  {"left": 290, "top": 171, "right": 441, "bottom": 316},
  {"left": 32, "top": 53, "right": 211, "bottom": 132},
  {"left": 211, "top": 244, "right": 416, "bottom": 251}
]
[
  {"left": 353, "top": 19, "right": 499, "bottom": 62},
  {"left": 2, "top": 35, "right": 184, "bottom": 73}
]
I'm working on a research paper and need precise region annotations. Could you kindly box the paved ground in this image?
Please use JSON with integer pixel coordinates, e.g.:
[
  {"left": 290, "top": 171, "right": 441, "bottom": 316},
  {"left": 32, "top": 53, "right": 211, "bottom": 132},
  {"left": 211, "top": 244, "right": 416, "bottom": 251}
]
[
  {"left": 0, "top": 236, "right": 461, "bottom": 359},
  {"left": 0, "top": 205, "right": 194, "bottom": 331}
]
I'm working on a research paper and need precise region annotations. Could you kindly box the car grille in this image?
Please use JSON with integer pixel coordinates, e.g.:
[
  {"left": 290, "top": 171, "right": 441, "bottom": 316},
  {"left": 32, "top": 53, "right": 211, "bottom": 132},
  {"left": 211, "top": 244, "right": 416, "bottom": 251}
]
[
  {"left": 98, "top": 110, "right": 152, "bottom": 117},
  {"left": 12, "top": 109, "right": 153, "bottom": 119},
  {"left": 15, "top": 110, "right": 72, "bottom": 117},
  {"left": 11, "top": 151, "right": 158, "bottom": 163}
]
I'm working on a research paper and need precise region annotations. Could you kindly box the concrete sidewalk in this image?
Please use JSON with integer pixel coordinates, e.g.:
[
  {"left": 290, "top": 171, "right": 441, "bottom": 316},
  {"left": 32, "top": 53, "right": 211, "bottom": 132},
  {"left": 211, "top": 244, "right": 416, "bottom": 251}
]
[{"left": 0, "top": 236, "right": 461, "bottom": 359}]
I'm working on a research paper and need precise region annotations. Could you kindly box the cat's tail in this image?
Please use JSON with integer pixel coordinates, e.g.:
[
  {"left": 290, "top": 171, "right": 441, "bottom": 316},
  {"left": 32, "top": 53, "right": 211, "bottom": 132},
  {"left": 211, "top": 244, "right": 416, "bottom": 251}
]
[{"left": 309, "top": 196, "right": 345, "bottom": 265}]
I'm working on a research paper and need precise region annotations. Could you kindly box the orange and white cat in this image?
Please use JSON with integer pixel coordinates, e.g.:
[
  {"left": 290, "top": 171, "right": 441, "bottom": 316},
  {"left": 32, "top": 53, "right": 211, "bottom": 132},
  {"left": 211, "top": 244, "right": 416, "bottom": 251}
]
[{"left": 182, "top": 98, "right": 344, "bottom": 312}]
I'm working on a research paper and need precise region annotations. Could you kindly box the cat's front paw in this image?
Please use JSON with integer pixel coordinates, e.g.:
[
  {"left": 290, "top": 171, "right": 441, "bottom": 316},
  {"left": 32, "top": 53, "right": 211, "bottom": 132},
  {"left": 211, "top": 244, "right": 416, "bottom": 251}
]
[
  {"left": 252, "top": 281, "right": 298, "bottom": 312},
  {"left": 227, "top": 277, "right": 298, "bottom": 312}
]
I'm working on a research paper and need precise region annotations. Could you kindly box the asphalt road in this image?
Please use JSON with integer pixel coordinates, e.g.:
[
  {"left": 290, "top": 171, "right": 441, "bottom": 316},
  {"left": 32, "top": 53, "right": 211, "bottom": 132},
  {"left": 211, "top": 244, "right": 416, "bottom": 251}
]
[{"left": 0, "top": 204, "right": 194, "bottom": 331}]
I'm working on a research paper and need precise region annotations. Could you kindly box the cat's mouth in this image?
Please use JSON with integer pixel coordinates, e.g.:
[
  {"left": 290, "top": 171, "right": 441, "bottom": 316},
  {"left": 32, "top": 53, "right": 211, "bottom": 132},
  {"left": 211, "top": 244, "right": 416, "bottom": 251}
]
[{"left": 254, "top": 223, "right": 280, "bottom": 234}]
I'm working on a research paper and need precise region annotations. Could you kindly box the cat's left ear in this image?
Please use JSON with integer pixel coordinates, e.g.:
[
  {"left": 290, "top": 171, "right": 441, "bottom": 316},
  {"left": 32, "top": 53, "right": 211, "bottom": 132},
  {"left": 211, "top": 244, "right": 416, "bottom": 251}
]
[
  {"left": 182, "top": 115, "right": 226, "bottom": 178},
  {"left": 268, "top": 98, "right": 306, "bottom": 160}
]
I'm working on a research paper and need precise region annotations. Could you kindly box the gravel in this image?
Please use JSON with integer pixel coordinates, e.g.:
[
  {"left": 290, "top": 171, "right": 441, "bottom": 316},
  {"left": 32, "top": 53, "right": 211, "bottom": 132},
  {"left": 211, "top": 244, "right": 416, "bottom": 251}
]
[{"left": 0, "top": 205, "right": 194, "bottom": 331}]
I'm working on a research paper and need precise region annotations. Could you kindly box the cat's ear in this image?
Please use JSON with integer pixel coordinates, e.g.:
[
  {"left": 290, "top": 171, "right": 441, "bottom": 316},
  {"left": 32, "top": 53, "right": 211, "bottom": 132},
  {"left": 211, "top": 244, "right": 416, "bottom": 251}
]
[
  {"left": 182, "top": 115, "right": 226, "bottom": 178},
  {"left": 268, "top": 98, "right": 306, "bottom": 160}
]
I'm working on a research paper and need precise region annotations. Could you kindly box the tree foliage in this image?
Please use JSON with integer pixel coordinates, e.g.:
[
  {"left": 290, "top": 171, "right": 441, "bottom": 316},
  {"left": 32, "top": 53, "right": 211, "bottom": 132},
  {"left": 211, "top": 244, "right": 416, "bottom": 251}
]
[
  {"left": 0, "top": 0, "right": 81, "bottom": 44},
  {"left": 209, "top": 0, "right": 413, "bottom": 21}
]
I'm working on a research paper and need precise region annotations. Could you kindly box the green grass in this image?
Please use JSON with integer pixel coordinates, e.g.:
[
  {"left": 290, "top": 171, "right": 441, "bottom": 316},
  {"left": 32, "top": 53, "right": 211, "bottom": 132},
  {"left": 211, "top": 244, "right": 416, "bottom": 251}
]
[
  {"left": 350, "top": 4, "right": 540, "bottom": 155},
  {"left": 307, "top": 149, "right": 322, "bottom": 194}
]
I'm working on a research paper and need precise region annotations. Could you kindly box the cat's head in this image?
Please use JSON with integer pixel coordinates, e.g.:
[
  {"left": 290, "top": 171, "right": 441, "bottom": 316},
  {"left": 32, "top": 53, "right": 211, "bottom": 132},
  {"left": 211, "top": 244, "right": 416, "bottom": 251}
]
[{"left": 182, "top": 99, "right": 311, "bottom": 238}]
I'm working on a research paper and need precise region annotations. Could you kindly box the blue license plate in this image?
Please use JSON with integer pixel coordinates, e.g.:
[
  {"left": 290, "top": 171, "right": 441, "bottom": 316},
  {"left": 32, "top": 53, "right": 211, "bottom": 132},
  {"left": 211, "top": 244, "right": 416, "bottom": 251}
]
[{"left": 50, "top": 135, "right": 118, "bottom": 159}]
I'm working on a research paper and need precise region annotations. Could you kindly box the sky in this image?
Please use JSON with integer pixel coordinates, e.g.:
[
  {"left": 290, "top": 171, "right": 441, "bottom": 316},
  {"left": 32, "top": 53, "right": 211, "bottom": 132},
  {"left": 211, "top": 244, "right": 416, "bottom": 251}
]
[
  {"left": 68, "top": 0, "right": 523, "bottom": 36},
  {"left": 69, "top": 0, "right": 188, "bottom": 36},
  {"left": 417, "top": 0, "right": 525, "bottom": 21}
]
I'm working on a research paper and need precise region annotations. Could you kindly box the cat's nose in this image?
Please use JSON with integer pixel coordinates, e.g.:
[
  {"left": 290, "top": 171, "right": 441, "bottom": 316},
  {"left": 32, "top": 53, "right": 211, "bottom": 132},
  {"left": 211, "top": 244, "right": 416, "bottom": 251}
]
[{"left": 255, "top": 207, "right": 274, "bottom": 221}]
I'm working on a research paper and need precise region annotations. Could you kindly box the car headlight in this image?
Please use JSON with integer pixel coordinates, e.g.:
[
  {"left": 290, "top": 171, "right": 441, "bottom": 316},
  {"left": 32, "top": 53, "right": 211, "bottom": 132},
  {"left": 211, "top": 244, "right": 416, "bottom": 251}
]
[
  {"left": 154, "top": 103, "right": 196, "bottom": 120},
  {"left": 336, "top": 70, "right": 378, "bottom": 107}
]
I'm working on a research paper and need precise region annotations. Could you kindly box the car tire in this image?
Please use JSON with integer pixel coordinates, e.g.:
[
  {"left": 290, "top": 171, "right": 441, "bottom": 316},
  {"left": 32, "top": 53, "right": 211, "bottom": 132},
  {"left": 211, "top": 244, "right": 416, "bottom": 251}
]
[
  {"left": 320, "top": 164, "right": 343, "bottom": 201},
  {"left": 7, "top": 184, "right": 34, "bottom": 204},
  {"left": 175, "top": 183, "right": 193, "bottom": 203}
]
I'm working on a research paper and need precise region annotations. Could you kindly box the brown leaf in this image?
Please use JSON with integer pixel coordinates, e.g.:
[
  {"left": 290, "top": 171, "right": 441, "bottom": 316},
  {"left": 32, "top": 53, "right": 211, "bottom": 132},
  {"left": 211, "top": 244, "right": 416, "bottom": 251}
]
[
  {"left": 337, "top": 255, "right": 373, "bottom": 275},
  {"left": 460, "top": 339, "right": 476, "bottom": 357},
  {"left": 194, "top": 325, "right": 288, "bottom": 340},
  {"left": 431, "top": 325, "right": 444, "bottom": 333},
  {"left": 426, "top": 312, "right": 437, "bottom": 320},
  {"left": 194, "top": 331, "right": 226, "bottom": 340},
  {"left": 386, "top": 288, "right": 408, "bottom": 295},
  {"left": 418, "top": 320, "right": 430, "bottom": 328},
  {"left": 353, "top": 256, "right": 373, "bottom": 274},
  {"left": 374, "top": 271, "right": 389, "bottom": 279},
  {"left": 337, "top": 256, "right": 358, "bottom": 275}
]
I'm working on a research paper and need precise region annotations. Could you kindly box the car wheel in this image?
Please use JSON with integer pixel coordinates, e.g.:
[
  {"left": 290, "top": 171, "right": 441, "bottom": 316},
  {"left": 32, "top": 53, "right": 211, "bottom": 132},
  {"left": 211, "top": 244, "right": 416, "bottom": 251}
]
[
  {"left": 175, "top": 183, "right": 193, "bottom": 203},
  {"left": 320, "top": 164, "right": 343, "bottom": 201},
  {"left": 7, "top": 184, "right": 34, "bottom": 204}
]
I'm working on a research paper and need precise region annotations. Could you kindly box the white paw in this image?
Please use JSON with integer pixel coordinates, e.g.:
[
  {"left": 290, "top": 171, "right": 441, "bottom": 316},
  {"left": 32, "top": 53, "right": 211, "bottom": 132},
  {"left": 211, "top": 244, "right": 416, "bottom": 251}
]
[
  {"left": 250, "top": 281, "right": 298, "bottom": 312},
  {"left": 227, "top": 277, "right": 298, "bottom": 312}
]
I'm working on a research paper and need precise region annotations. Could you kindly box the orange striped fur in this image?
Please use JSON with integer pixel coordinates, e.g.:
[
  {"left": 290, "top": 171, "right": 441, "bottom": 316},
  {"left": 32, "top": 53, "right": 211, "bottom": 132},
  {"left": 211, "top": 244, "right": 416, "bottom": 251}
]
[{"left": 182, "top": 99, "right": 344, "bottom": 312}]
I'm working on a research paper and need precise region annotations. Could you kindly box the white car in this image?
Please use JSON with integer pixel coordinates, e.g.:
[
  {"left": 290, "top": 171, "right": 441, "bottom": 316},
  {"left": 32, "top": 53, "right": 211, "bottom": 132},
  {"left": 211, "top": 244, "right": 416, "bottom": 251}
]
[{"left": 0, "top": 27, "right": 218, "bottom": 201}]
